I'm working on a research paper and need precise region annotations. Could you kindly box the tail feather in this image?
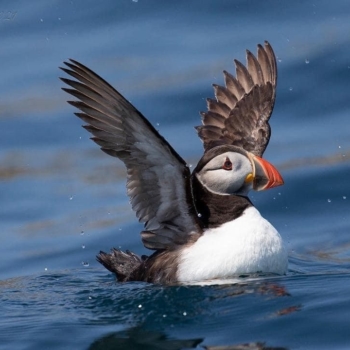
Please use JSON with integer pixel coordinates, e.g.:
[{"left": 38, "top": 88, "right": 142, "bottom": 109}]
[{"left": 96, "top": 248, "right": 143, "bottom": 281}]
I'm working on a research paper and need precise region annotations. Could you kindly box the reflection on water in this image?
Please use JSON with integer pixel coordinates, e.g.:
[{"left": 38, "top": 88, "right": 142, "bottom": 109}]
[
  {"left": 88, "top": 326, "right": 202, "bottom": 350},
  {"left": 203, "top": 343, "right": 288, "bottom": 350},
  {"left": 88, "top": 326, "right": 289, "bottom": 350},
  {"left": 2, "top": 265, "right": 350, "bottom": 348}
]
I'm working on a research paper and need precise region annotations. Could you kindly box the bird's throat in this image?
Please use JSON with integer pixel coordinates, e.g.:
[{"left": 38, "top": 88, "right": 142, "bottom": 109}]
[{"left": 191, "top": 175, "right": 253, "bottom": 229}]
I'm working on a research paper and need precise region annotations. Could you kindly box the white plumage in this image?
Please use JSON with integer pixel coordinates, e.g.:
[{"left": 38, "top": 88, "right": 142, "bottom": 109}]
[{"left": 177, "top": 207, "right": 287, "bottom": 283}]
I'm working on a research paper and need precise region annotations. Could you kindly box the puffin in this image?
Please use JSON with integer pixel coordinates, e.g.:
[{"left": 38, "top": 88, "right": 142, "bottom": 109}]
[{"left": 60, "top": 41, "right": 287, "bottom": 284}]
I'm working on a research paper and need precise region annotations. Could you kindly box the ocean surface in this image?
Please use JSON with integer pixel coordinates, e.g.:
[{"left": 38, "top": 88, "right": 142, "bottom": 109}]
[{"left": 1, "top": 1, "right": 350, "bottom": 349}]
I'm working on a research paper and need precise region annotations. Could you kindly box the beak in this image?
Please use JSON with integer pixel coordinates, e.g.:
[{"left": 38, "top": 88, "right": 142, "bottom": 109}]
[{"left": 248, "top": 154, "right": 284, "bottom": 191}]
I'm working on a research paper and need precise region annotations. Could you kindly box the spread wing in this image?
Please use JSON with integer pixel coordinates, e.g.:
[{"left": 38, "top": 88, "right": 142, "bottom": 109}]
[
  {"left": 60, "top": 60, "right": 201, "bottom": 250},
  {"left": 196, "top": 41, "right": 277, "bottom": 157}
]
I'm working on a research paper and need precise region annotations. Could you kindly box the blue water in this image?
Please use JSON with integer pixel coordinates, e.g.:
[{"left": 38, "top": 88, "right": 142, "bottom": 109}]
[{"left": 1, "top": 1, "right": 350, "bottom": 349}]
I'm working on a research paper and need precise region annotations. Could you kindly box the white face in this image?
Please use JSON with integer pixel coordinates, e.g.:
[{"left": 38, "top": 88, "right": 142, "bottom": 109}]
[{"left": 196, "top": 152, "right": 253, "bottom": 195}]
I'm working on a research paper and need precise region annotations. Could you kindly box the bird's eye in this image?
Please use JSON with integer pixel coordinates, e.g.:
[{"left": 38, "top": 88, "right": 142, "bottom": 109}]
[{"left": 222, "top": 157, "right": 232, "bottom": 171}]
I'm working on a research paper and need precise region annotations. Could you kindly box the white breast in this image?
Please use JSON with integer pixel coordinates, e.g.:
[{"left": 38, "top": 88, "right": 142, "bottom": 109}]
[{"left": 177, "top": 207, "right": 287, "bottom": 283}]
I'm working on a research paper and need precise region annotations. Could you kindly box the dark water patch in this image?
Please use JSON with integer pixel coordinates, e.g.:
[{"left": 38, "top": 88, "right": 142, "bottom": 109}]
[{"left": 2, "top": 269, "right": 350, "bottom": 349}]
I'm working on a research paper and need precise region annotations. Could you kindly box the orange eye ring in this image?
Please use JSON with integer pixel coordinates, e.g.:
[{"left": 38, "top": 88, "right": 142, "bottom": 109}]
[{"left": 222, "top": 157, "right": 232, "bottom": 171}]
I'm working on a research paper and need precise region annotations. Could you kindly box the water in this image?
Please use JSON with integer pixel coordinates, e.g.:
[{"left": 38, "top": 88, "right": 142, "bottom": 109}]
[{"left": 1, "top": 1, "right": 350, "bottom": 349}]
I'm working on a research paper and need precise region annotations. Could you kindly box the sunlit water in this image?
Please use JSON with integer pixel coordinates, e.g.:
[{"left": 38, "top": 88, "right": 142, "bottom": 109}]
[{"left": 1, "top": 1, "right": 350, "bottom": 349}]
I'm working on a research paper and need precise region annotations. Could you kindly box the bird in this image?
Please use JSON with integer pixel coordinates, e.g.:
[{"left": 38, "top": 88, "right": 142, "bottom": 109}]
[{"left": 60, "top": 41, "right": 288, "bottom": 284}]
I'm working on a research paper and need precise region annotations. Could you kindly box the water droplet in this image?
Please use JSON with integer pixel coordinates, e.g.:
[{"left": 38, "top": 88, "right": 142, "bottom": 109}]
[
  {"left": 197, "top": 213, "right": 202, "bottom": 218},
  {"left": 44, "top": 267, "right": 48, "bottom": 271},
  {"left": 343, "top": 196, "right": 347, "bottom": 200},
  {"left": 162, "top": 314, "right": 167, "bottom": 318},
  {"left": 278, "top": 192, "right": 281, "bottom": 196},
  {"left": 132, "top": 0, "right": 138, "bottom": 2},
  {"left": 278, "top": 59, "right": 282, "bottom": 63},
  {"left": 82, "top": 245, "right": 85, "bottom": 249},
  {"left": 273, "top": 197, "right": 276, "bottom": 200},
  {"left": 40, "top": 18, "right": 43, "bottom": 22},
  {"left": 88, "top": 296, "right": 92, "bottom": 300},
  {"left": 183, "top": 311, "right": 187, "bottom": 316},
  {"left": 58, "top": 17, "right": 61, "bottom": 21},
  {"left": 338, "top": 145, "right": 342, "bottom": 149},
  {"left": 138, "top": 304, "right": 142, "bottom": 308},
  {"left": 289, "top": 87, "right": 293, "bottom": 91},
  {"left": 79, "top": 136, "right": 82, "bottom": 140},
  {"left": 80, "top": 230, "right": 84, "bottom": 235},
  {"left": 82, "top": 261, "right": 89, "bottom": 267},
  {"left": 305, "top": 59, "right": 310, "bottom": 64},
  {"left": 156, "top": 123, "right": 160, "bottom": 126},
  {"left": 69, "top": 195, "right": 73, "bottom": 200},
  {"left": 327, "top": 199, "right": 331, "bottom": 203}
]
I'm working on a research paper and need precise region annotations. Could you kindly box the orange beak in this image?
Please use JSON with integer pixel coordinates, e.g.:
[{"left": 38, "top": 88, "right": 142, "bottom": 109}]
[{"left": 248, "top": 154, "right": 284, "bottom": 191}]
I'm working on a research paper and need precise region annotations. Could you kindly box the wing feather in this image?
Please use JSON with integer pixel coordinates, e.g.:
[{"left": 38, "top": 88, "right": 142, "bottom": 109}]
[
  {"left": 197, "top": 41, "right": 277, "bottom": 156},
  {"left": 206, "top": 98, "right": 231, "bottom": 117},
  {"left": 60, "top": 60, "right": 201, "bottom": 250}
]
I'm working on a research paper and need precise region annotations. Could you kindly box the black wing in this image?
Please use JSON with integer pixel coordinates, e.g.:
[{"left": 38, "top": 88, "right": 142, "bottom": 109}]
[
  {"left": 196, "top": 41, "right": 277, "bottom": 157},
  {"left": 60, "top": 60, "right": 201, "bottom": 250}
]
